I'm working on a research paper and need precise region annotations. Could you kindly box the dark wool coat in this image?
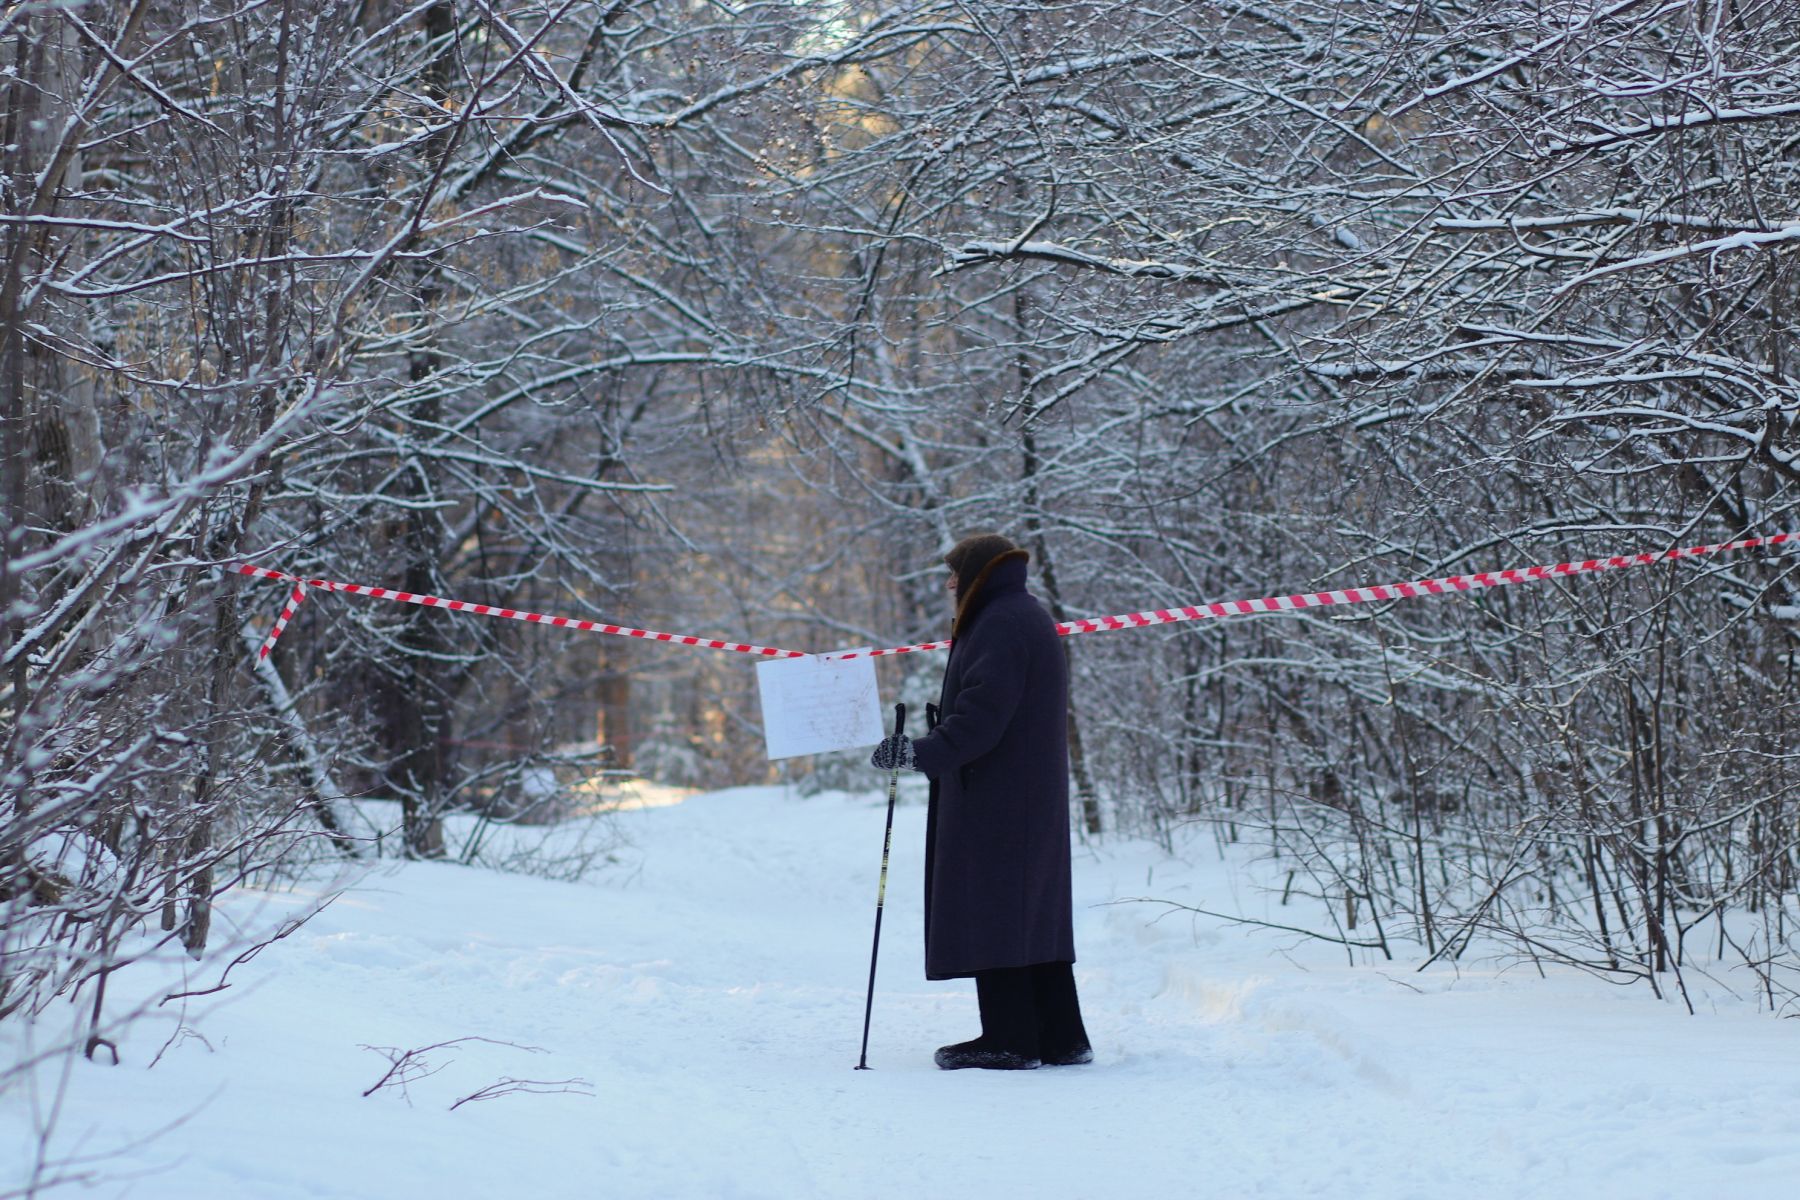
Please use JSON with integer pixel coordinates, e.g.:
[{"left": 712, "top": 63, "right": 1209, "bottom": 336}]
[{"left": 909, "top": 552, "right": 1076, "bottom": 980}]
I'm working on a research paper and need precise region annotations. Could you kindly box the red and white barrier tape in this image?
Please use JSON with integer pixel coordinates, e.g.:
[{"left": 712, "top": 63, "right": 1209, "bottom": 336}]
[
  {"left": 236, "top": 563, "right": 808, "bottom": 659},
  {"left": 823, "top": 531, "right": 1798, "bottom": 659},
  {"left": 240, "top": 531, "right": 1795, "bottom": 663},
  {"left": 256, "top": 579, "right": 309, "bottom": 660}
]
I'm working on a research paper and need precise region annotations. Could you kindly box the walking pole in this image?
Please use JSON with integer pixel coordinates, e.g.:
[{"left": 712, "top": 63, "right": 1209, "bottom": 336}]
[{"left": 855, "top": 702, "right": 907, "bottom": 1070}]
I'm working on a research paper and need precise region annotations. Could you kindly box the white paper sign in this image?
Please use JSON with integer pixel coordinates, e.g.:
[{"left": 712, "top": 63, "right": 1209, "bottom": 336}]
[{"left": 756, "top": 653, "right": 885, "bottom": 760}]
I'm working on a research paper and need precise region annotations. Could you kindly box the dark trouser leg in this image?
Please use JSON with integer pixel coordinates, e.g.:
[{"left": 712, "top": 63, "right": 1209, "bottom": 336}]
[
  {"left": 974, "top": 966, "right": 1040, "bottom": 1059},
  {"left": 1029, "top": 962, "right": 1092, "bottom": 1065},
  {"left": 935, "top": 967, "right": 1042, "bottom": 1070}
]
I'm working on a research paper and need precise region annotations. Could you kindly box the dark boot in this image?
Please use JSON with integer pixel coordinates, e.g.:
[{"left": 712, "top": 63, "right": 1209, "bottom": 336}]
[
  {"left": 935, "top": 967, "right": 1041, "bottom": 1070},
  {"left": 932, "top": 1038, "right": 1039, "bottom": 1070},
  {"left": 1030, "top": 961, "right": 1092, "bottom": 1066}
]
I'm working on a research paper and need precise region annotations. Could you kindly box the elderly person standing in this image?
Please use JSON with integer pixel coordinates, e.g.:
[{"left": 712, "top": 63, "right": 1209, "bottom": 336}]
[{"left": 871, "top": 533, "right": 1091, "bottom": 1070}]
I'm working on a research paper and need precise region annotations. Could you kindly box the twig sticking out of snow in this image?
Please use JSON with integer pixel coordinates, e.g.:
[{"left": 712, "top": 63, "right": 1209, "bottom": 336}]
[{"left": 359, "top": 1037, "right": 593, "bottom": 1110}]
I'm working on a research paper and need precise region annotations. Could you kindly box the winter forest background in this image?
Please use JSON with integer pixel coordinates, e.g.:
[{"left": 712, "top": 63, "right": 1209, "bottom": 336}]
[{"left": 4, "top": 0, "right": 1800, "bottom": 1126}]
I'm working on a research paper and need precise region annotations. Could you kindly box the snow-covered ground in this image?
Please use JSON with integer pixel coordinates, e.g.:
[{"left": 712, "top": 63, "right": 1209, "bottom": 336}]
[{"left": 6, "top": 784, "right": 1799, "bottom": 1199}]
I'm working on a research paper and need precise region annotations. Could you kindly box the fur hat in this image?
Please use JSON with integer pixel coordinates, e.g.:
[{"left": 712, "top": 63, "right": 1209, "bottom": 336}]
[{"left": 944, "top": 533, "right": 1030, "bottom": 635}]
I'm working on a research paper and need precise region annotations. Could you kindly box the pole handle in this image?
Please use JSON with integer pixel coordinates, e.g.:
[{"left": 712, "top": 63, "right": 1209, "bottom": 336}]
[{"left": 892, "top": 702, "right": 907, "bottom": 738}]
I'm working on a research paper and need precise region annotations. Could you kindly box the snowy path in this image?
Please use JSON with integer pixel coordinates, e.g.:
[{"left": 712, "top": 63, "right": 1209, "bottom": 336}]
[{"left": 7, "top": 786, "right": 1799, "bottom": 1199}]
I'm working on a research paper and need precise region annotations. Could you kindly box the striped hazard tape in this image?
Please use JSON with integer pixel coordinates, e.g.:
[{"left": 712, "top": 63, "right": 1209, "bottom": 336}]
[
  {"left": 239, "top": 531, "right": 1795, "bottom": 664},
  {"left": 236, "top": 564, "right": 809, "bottom": 660},
  {"left": 822, "top": 531, "right": 1798, "bottom": 659},
  {"left": 254, "top": 578, "right": 309, "bottom": 660}
]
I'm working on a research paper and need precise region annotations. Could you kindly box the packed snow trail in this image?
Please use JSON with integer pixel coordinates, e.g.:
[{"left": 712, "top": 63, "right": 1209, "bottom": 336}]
[{"left": 5, "top": 786, "right": 1798, "bottom": 1198}]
